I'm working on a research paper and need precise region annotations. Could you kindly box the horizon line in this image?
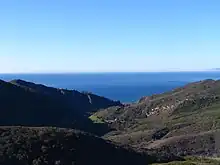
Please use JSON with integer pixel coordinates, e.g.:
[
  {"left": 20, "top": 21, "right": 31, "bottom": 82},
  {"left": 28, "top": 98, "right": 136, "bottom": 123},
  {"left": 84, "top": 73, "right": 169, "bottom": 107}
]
[{"left": 0, "top": 70, "right": 219, "bottom": 74}]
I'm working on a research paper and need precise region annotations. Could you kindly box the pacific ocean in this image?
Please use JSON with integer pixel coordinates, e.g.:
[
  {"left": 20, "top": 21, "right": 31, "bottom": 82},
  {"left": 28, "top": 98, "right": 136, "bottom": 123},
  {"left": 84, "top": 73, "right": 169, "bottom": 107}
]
[{"left": 1, "top": 72, "right": 220, "bottom": 103}]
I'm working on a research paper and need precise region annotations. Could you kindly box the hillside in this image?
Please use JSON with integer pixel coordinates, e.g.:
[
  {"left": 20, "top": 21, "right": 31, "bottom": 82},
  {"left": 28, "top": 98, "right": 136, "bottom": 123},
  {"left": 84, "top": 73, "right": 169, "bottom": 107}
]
[
  {"left": 0, "top": 126, "right": 186, "bottom": 165},
  {"left": 10, "top": 79, "right": 122, "bottom": 114},
  {"left": 0, "top": 79, "right": 121, "bottom": 135},
  {"left": 2, "top": 79, "right": 220, "bottom": 164},
  {"left": 0, "top": 80, "right": 186, "bottom": 164},
  {"left": 152, "top": 156, "right": 220, "bottom": 165},
  {"left": 0, "top": 126, "right": 151, "bottom": 165},
  {"left": 93, "top": 79, "right": 220, "bottom": 156},
  {"left": 96, "top": 79, "right": 220, "bottom": 122}
]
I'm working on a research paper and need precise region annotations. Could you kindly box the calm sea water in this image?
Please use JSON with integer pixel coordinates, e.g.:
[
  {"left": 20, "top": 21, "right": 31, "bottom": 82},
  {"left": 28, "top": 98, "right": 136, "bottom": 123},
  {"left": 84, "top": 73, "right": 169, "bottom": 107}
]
[{"left": 1, "top": 72, "right": 220, "bottom": 102}]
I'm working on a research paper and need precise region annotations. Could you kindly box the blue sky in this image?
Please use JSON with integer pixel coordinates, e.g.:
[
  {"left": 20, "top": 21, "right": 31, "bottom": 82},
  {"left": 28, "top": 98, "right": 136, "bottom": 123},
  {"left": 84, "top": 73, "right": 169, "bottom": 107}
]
[{"left": 0, "top": 0, "right": 219, "bottom": 73}]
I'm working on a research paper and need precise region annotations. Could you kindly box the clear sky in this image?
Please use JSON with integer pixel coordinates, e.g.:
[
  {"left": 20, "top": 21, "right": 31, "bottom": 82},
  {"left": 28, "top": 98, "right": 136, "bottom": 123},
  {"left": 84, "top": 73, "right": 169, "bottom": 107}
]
[{"left": 0, "top": 0, "right": 219, "bottom": 73}]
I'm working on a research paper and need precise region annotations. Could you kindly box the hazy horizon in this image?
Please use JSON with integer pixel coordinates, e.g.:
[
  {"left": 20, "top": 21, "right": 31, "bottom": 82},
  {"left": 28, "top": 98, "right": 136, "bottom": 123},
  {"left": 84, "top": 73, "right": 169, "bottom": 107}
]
[
  {"left": 0, "top": 70, "right": 219, "bottom": 74},
  {"left": 1, "top": 1, "right": 219, "bottom": 73}
]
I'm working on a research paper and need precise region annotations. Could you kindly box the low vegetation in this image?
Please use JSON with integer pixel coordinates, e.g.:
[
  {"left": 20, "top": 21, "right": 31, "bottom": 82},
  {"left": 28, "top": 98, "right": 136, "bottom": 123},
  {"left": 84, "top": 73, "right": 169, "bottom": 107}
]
[
  {"left": 2, "top": 79, "right": 220, "bottom": 164},
  {"left": 152, "top": 156, "right": 220, "bottom": 165},
  {"left": 0, "top": 126, "right": 151, "bottom": 165},
  {"left": 96, "top": 80, "right": 220, "bottom": 157},
  {"left": 89, "top": 115, "right": 105, "bottom": 123}
]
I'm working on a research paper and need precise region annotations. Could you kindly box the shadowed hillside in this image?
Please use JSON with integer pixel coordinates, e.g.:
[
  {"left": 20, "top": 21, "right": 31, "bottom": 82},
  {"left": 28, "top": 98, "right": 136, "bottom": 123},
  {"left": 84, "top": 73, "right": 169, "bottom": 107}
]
[
  {"left": 0, "top": 126, "right": 151, "bottom": 165},
  {"left": 10, "top": 79, "right": 122, "bottom": 114},
  {"left": 0, "top": 126, "right": 184, "bottom": 165},
  {"left": 0, "top": 79, "right": 121, "bottom": 135}
]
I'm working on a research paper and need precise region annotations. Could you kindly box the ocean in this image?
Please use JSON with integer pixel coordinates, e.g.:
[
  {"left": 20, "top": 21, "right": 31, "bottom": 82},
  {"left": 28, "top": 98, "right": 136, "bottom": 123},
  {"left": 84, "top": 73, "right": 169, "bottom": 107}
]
[{"left": 1, "top": 72, "right": 220, "bottom": 103}]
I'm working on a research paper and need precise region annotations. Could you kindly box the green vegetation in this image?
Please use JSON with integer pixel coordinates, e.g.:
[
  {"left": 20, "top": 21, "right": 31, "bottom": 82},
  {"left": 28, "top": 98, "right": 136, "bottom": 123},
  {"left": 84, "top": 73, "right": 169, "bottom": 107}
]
[{"left": 89, "top": 115, "right": 105, "bottom": 123}]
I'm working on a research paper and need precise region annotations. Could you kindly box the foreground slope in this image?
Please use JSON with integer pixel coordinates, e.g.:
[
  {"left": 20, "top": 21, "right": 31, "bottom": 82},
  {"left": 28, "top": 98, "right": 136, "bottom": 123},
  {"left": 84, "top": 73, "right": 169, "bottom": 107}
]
[
  {"left": 94, "top": 80, "right": 220, "bottom": 156},
  {"left": 0, "top": 127, "right": 183, "bottom": 165},
  {"left": 0, "top": 126, "right": 150, "bottom": 165},
  {"left": 0, "top": 79, "right": 121, "bottom": 135}
]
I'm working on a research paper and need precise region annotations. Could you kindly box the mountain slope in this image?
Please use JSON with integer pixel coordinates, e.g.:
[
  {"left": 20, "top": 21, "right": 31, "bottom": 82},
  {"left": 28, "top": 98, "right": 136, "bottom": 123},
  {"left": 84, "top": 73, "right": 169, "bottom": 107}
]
[
  {"left": 0, "top": 79, "right": 121, "bottom": 135},
  {"left": 0, "top": 80, "right": 184, "bottom": 164},
  {"left": 94, "top": 79, "right": 220, "bottom": 156},
  {"left": 10, "top": 79, "right": 122, "bottom": 114},
  {"left": 96, "top": 79, "right": 220, "bottom": 123}
]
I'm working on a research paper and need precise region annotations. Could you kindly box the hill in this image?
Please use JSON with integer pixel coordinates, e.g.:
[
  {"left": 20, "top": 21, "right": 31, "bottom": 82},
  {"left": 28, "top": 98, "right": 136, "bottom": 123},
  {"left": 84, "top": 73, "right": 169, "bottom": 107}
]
[
  {"left": 0, "top": 126, "right": 151, "bottom": 165},
  {"left": 2, "top": 79, "right": 220, "bottom": 164},
  {"left": 0, "top": 79, "right": 121, "bottom": 135},
  {"left": 10, "top": 79, "right": 122, "bottom": 114},
  {"left": 0, "top": 80, "right": 185, "bottom": 164},
  {"left": 93, "top": 79, "right": 220, "bottom": 156}
]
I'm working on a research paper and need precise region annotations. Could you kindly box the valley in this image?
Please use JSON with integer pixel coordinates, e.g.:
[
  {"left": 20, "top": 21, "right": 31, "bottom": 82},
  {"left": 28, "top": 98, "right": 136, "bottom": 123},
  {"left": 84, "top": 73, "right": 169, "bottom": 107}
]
[{"left": 1, "top": 79, "right": 220, "bottom": 164}]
